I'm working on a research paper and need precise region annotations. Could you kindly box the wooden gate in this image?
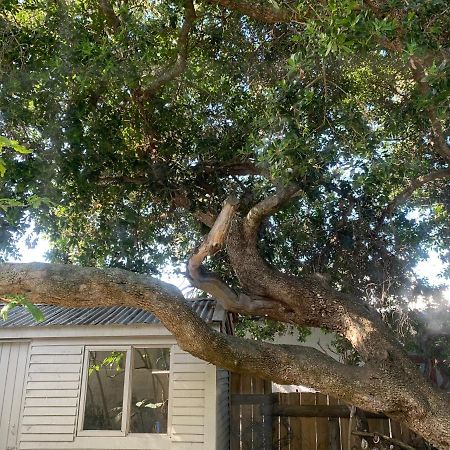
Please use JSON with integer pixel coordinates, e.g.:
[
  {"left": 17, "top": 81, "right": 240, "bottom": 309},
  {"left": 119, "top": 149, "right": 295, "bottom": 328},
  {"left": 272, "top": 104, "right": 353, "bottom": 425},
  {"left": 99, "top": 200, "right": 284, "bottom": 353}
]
[{"left": 230, "top": 373, "right": 427, "bottom": 450}]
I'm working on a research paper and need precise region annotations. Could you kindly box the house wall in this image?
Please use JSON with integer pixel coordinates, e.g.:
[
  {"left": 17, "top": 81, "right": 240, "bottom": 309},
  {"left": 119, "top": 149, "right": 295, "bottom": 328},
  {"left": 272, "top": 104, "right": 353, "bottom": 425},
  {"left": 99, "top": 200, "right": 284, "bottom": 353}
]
[{"left": 0, "top": 327, "right": 219, "bottom": 450}]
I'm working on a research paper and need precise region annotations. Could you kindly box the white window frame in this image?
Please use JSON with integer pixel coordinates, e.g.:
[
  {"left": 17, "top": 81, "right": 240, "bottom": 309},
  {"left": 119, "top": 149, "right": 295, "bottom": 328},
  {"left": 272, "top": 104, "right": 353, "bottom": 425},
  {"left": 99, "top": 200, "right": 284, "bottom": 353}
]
[{"left": 78, "top": 345, "right": 171, "bottom": 437}]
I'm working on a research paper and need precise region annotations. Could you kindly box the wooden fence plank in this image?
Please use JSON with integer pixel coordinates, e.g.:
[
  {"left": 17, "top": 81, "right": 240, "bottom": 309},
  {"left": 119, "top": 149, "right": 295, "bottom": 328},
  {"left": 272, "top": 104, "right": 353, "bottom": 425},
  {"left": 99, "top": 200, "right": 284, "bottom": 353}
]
[
  {"left": 241, "top": 374, "right": 253, "bottom": 449},
  {"left": 300, "top": 393, "right": 316, "bottom": 450},
  {"left": 338, "top": 399, "right": 349, "bottom": 450},
  {"left": 327, "top": 396, "right": 341, "bottom": 450},
  {"left": 289, "top": 393, "right": 302, "bottom": 450},
  {"left": 252, "top": 377, "right": 264, "bottom": 449},
  {"left": 279, "top": 393, "right": 291, "bottom": 450},
  {"left": 316, "top": 393, "right": 328, "bottom": 450},
  {"left": 230, "top": 373, "right": 241, "bottom": 450},
  {"left": 390, "top": 419, "right": 402, "bottom": 441},
  {"left": 272, "top": 393, "right": 280, "bottom": 450}
]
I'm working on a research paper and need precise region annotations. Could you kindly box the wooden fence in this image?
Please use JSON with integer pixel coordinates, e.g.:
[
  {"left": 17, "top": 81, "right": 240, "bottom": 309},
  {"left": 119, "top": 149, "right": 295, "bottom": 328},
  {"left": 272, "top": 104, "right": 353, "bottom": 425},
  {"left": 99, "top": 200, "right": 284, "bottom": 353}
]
[{"left": 230, "top": 373, "right": 427, "bottom": 450}]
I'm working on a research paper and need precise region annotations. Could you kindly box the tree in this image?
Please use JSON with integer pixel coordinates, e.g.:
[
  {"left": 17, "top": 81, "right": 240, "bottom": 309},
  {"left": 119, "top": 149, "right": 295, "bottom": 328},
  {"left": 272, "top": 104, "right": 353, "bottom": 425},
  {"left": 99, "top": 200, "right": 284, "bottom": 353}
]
[{"left": 0, "top": 0, "right": 449, "bottom": 447}]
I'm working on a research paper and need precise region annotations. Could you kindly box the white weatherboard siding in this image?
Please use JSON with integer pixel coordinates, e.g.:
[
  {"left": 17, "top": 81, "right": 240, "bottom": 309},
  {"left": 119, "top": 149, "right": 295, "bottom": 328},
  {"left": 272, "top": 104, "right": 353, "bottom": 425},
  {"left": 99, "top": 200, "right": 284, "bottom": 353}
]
[
  {"left": 6, "top": 332, "right": 218, "bottom": 450},
  {"left": 0, "top": 340, "right": 29, "bottom": 450},
  {"left": 171, "top": 346, "right": 217, "bottom": 450}
]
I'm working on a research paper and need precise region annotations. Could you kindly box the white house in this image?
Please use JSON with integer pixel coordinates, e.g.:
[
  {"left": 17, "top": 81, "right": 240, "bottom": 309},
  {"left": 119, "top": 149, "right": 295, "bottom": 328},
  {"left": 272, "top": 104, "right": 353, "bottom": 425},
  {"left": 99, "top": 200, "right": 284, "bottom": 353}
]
[{"left": 0, "top": 299, "right": 231, "bottom": 450}]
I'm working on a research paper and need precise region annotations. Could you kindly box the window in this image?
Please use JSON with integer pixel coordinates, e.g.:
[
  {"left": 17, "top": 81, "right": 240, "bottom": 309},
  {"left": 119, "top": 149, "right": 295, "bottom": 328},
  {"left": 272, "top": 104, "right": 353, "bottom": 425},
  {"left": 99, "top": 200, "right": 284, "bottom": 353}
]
[{"left": 79, "top": 346, "right": 171, "bottom": 436}]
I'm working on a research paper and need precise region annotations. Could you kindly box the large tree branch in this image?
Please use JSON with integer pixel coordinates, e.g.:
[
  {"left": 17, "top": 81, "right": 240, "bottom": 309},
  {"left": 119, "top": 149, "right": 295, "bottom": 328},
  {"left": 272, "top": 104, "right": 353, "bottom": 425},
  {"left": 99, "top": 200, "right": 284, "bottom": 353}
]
[
  {"left": 377, "top": 168, "right": 450, "bottom": 229},
  {"left": 0, "top": 262, "right": 449, "bottom": 448},
  {"left": 0, "top": 262, "right": 374, "bottom": 406}
]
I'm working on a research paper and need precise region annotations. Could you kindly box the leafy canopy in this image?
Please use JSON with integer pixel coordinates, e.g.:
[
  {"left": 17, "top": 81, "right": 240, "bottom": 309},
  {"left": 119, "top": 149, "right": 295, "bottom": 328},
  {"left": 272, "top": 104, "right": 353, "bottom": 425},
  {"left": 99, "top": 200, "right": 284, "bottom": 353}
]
[{"left": 0, "top": 0, "right": 449, "bottom": 352}]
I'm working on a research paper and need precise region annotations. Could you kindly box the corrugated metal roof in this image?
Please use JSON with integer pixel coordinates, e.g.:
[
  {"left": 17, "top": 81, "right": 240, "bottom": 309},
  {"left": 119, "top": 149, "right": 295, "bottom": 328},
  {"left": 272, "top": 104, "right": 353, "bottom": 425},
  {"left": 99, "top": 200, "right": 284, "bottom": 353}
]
[{"left": 0, "top": 298, "right": 217, "bottom": 327}]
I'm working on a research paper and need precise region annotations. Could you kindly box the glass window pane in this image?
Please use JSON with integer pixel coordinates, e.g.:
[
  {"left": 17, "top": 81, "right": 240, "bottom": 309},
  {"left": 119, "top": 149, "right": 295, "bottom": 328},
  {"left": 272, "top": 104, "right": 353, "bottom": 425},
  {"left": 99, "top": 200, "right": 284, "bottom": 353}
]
[
  {"left": 83, "top": 351, "right": 126, "bottom": 431},
  {"left": 130, "top": 348, "right": 170, "bottom": 433}
]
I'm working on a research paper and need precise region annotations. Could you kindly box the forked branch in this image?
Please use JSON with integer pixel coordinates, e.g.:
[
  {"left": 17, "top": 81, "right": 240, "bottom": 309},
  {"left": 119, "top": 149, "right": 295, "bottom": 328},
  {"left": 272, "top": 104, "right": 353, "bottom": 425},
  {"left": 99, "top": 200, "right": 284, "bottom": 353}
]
[
  {"left": 187, "top": 196, "right": 287, "bottom": 316},
  {"left": 144, "top": 0, "right": 196, "bottom": 97},
  {"left": 377, "top": 168, "right": 450, "bottom": 230},
  {"left": 245, "top": 184, "right": 301, "bottom": 236}
]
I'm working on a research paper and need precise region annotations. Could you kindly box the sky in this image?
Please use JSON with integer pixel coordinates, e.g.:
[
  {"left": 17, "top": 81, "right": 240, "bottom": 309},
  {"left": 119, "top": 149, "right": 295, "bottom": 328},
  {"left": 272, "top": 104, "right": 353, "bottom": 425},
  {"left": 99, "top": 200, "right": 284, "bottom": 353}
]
[{"left": 13, "top": 232, "right": 450, "bottom": 307}]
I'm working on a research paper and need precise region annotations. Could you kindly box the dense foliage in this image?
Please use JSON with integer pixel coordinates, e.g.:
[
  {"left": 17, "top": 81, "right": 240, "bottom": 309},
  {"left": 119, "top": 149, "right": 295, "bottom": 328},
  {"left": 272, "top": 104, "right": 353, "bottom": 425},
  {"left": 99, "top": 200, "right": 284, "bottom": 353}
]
[{"left": 0, "top": 1, "right": 449, "bottom": 361}]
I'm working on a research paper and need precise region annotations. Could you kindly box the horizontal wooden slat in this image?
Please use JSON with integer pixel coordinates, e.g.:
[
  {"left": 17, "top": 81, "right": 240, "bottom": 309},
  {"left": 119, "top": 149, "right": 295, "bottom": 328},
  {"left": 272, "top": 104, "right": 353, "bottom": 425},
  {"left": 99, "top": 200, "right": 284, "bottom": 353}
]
[
  {"left": 172, "top": 372, "right": 205, "bottom": 381},
  {"left": 171, "top": 425, "right": 204, "bottom": 435},
  {"left": 171, "top": 443, "right": 203, "bottom": 450},
  {"left": 31, "top": 346, "right": 82, "bottom": 355},
  {"left": 23, "top": 406, "right": 77, "bottom": 416},
  {"left": 21, "top": 433, "right": 74, "bottom": 442},
  {"left": 172, "top": 347, "right": 188, "bottom": 354},
  {"left": 170, "top": 434, "right": 204, "bottom": 443},
  {"left": 173, "top": 354, "right": 205, "bottom": 364},
  {"left": 27, "top": 381, "right": 79, "bottom": 390},
  {"left": 26, "top": 389, "right": 79, "bottom": 398},
  {"left": 272, "top": 404, "right": 387, "bottom": 418},
  {"left": 22, "top": 425, "right": 74, "bottom": 434},
  {"left": 28, "top": 372, "right": 80, "bottom": 382},
  {"left": 25, "top": 397, "right": 78, "bottom": 407},
  {"left": 172, "top": 407, "right": 204, "bottom": 416},
  {"left": 173, "top": 364, "right": 206, "bottom": 373},
  {"left": 172, "top": 390, "right": 204, "bottom": 398},
  {"left": 172, "top": 381, "right": 204, "bottom": 390},
  {"left": 30, "top": 354, "right": 82, "bottom": 364},
  {"left": 29, "top": 363, "right": 81, "bottom": 373},
  {"left": 171, "top": 415, "right": 204, "bottom": 426},
  {"left": 172, "top": 397, "right": 204, "bottom": 407},
  {"left": 22, "top": 416, "right": 76, "bottom": 425}
]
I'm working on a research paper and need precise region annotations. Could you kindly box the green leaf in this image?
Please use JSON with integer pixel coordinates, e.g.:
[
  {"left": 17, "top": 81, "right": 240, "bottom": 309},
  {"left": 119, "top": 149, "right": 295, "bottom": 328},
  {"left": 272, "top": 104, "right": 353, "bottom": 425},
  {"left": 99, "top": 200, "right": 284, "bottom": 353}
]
[
  {"left": 325, "top": 40, "right": 334, "bottom": 56},
  {"left": 0, "top": 158, "right": 6, "bottom": 177},
  {"left": 0, "top": 136, "right": 32, "bottom": 154},
  {"left": 0, "top": 198, "right": 25, "bottom": 211},
  {"left": 0, "top": 295, "right": 44, "bottom": 322},
  {"left": 0, "top": 302, "right": 18, "bottom": 321}
]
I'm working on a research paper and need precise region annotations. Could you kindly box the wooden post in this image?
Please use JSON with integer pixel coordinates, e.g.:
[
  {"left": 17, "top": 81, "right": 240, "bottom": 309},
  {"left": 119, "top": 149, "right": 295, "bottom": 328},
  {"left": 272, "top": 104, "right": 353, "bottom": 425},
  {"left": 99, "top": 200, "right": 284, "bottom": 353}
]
[{"left": 230, "top": 373, "right": 241, "bottom": 450}]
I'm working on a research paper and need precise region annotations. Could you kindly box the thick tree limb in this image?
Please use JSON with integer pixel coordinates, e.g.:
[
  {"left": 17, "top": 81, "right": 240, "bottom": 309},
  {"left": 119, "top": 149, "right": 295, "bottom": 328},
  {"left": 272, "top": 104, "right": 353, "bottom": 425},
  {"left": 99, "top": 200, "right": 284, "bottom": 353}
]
[
  {"left": 0, "top": 262, "right": 373, "bottom": 404},
  {"left": 377, "top": 168, "right": 450, "bottom": 228},
  {"left": 0, "top": 262, "right": 449, "bottom": 447}
]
